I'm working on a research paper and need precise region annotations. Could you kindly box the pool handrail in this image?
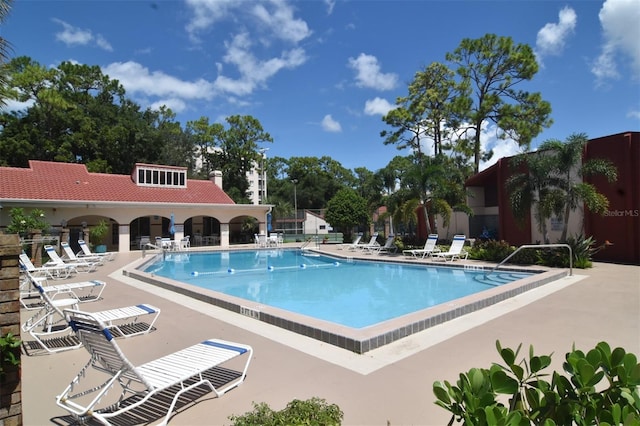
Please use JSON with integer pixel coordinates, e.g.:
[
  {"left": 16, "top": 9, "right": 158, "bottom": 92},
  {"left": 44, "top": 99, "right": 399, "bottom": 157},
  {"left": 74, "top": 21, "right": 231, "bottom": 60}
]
[{"left": 484, "top": 243, "right": 572, "bottom": 278}]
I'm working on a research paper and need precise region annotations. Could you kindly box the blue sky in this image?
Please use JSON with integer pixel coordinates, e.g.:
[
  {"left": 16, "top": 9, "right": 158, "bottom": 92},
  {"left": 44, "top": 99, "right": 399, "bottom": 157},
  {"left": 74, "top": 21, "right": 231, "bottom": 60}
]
[{"left": 2, "top": 0, "right": 639, "bottom": 172}]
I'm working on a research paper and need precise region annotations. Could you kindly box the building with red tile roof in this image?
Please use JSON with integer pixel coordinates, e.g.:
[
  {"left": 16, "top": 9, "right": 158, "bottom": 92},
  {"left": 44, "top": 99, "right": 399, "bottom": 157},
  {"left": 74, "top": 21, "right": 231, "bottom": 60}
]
[{"left": 0, "top": 161, "right": 271, "bottom": 252}]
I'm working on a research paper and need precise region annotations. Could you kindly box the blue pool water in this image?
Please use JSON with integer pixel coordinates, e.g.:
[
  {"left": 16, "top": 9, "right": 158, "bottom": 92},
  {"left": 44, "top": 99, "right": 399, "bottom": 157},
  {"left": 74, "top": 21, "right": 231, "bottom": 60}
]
[{"left": 144, "top": 249, "right": 533, "bottom": 329}]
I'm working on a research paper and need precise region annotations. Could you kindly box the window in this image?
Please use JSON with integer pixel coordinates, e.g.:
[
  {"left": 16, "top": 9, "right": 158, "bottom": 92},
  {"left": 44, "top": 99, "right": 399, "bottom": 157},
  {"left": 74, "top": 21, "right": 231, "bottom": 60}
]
[{"left": 135, "top": 165, "right": 187, "bottom": 188}]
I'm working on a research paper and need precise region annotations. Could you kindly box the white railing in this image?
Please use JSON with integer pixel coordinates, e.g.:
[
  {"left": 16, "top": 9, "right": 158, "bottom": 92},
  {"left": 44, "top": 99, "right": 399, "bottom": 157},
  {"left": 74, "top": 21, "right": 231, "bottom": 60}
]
[{"left": 485, "top": 243, "right": 573, "bottom": 278}]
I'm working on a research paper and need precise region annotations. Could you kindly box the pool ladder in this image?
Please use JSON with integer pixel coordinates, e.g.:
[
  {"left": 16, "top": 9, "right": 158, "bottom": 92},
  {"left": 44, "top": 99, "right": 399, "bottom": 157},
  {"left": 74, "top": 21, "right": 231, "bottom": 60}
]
[
  {"left": 484, "top": 243, "right": 573, "bottom": 279},
  {"left": 300, "top": 236, "right": 319, "bottom": 250}
]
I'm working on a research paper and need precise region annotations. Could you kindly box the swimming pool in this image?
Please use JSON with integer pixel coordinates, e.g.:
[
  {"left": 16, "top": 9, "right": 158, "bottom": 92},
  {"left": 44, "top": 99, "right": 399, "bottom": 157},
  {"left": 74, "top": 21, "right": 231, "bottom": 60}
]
[
  {"left": 129, "top": 248, "right": 565, "bottom": 353},
  {"left": 143, "top": 250, "right": 532, "bottom": 328}
]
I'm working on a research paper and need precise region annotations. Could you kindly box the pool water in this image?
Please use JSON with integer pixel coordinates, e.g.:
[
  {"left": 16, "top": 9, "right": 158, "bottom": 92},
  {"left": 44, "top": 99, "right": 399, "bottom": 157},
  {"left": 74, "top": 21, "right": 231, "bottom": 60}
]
[{"left": 144, "top": 249, "right": 533, "bottom": 329}]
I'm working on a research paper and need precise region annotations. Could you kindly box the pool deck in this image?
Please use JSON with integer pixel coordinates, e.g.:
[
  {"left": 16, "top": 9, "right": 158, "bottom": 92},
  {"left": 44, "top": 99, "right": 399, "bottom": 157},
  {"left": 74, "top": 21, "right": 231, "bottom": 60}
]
[{"left": 21, "top": 243, "right": 640, "bottom": 425}]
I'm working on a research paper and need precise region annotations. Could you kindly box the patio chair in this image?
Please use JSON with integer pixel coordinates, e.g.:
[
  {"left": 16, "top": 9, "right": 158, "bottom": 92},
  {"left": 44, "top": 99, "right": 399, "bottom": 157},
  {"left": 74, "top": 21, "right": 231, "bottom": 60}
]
[
  {"left": 77, "top": 239, "right": 117, "bottom": 261},
  {"left": 365, "top": 235, "right": 396, "bottom": 255},
  {"left": 139, "top": 236, "right": 151, "bottom": 250},
  {"left": 432, "top": 235, "right": 469, "bottom": 262},
  {"left": 21, "top": 274, "right": 160, "bottom": 354},
  {"left": 356, "top": 233, "right": 380, "bottom": 251},
  {"left": 61, "top": 241, "right": 104, "bottom": 265},
  {"left": 403, "top": 234, "right": 441, "bottom": 259},
  {"left": 179, "top": 236, "right": 191, "bottom": 250},
  {"left": 57, "top": 309, "right": 253, "bottom": 426},
  {"left": 19, "top": 252, "right": 76, "bottom": 280},
  {"left": 19, "top": 269, "right": 106, "bottom": 310},
  {"left": 338, "top": 233, "right": 362, "bottom": 250},
  {"left": 44, "top": 245, "right": 99, "bottom": 273}
]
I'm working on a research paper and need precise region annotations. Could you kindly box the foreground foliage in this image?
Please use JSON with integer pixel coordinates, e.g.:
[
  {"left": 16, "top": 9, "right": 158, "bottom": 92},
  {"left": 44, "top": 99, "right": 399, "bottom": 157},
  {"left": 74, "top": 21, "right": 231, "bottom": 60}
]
[
  {"left": 229, "top": 397, "right": 343, "bottom": 426},
  {"left": 434, "top": 341, "right": 640, "bottom": 425},
  {"left": 467, "top": 234, "right": 608, "bottom": 269},
  {"left": 0, "top": 332, "right": 21, "bottom": 379}
]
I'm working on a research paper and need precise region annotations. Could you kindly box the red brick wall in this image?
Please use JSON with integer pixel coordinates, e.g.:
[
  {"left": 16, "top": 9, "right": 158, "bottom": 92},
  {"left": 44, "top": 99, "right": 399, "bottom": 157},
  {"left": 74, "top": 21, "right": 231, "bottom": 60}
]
[{"left": 0, "top": 234, "right": 22, "bottom": 425}]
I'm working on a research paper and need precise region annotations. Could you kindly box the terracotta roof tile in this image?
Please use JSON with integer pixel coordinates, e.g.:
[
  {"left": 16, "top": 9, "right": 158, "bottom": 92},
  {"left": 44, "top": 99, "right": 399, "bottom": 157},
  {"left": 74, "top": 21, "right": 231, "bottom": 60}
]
[{"left": 0, "top": 161, "right": 235, "bottom": 205}]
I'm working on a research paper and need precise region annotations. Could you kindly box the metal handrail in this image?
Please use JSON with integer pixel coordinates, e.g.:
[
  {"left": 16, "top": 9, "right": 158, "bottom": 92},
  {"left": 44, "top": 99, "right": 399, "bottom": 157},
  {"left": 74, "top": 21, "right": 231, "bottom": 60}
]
[
  {"left": 300, "top": 236, "right": 318, "bottom": 250},
  {"left": 485, "top": 243, "right": 572, "bottom": 278}
]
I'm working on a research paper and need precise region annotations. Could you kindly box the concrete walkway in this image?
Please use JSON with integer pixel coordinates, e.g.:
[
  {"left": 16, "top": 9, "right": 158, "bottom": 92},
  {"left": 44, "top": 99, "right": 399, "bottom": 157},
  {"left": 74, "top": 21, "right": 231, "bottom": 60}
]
[{"left": 20, "top": 246, "right": 639, "bottom": 425}]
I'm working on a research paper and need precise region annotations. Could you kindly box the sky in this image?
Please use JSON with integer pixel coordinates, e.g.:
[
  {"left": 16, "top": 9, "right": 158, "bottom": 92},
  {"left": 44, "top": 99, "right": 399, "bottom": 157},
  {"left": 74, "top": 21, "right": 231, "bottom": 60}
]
[{"left": 2, "top": 0, "right": 639, "bottom": 172}]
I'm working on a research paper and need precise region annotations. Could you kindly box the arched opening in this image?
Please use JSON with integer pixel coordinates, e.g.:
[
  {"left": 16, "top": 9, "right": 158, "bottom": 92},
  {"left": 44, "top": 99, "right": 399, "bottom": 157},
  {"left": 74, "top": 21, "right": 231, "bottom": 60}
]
[
  {"left": 184, "top": 216, "right": 221, "bottom": 246},
  {"left": 67, "top": 216, "right": 119, "bottom": 253},
  {"left": 229, "top": 215, "right": 259, "bottom": 244}
]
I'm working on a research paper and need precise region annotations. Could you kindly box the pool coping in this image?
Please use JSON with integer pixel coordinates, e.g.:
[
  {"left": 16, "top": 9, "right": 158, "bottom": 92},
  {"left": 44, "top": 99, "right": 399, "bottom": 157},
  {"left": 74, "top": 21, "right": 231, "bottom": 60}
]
[{"left": 124, "top": 249, "right": 566, "bottom": 354}]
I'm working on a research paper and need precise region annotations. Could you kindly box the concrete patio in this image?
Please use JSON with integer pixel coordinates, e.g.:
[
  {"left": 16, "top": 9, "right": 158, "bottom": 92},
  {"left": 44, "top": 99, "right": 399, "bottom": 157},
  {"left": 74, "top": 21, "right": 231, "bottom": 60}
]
[{"left": 20, "top": 244, "right": 639, "bottom": 425}]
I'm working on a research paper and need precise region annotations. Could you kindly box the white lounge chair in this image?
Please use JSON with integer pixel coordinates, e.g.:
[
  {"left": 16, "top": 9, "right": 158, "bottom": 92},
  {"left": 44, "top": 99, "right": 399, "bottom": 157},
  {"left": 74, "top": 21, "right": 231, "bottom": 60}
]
[
  {"left": 77, "top": 239, "right": 117, "bottom": 261},
  {"left": 338, "top": 233, "right": 362, "bottom": 250},
  {"left": 61, "top": 241, "right": 104, "bottom": 265},
  {"left": 432, "top": 235, "right": 469, "bottom": 262},
  {"left": 44, "top": 245, "right": 99, "bottom": 273},
  {"left": 365, "top": 235, "right": 396, "bottom": 255},
  {"left": 179, "top": 236, "right": 191, "bottom": 250},
  {"left": 57, "top": 309, "right": 253, "bottom": 426},
  {"left": 19, "top": 252, "right": 76, "bottom": 280},
  {"left": 19, "top": 270, "right": 106, "bottom": 310},
  {"left": 356, "top": 233, "right": 380, "bottom": 251},
  {"left": 403, "top": 234, "right": 441, "bottom": 259},
  {"left": 21, "top": 274, "right": 160, "bottom": 354}
]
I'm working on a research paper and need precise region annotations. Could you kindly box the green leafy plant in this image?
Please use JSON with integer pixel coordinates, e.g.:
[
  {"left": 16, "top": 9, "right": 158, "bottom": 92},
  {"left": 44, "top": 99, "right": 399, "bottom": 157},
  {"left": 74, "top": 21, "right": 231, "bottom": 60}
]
[
  {"left": 229, "top": 397, "right": 343, "bottom": 426},
  {"left": 6, "top": 207, "right": 49, "bottom": 235},
  {"left": 0, "top": 333, "right": 21, "bottom": 379},
  {"left": 538, "top": 234, "right": 611, "bottom": 269},
  {"left": 89, "top": 219, "right": 110, "bottom": 247},
  {"left": 433, "top": 341, "right": 640, "bottom": 425}
]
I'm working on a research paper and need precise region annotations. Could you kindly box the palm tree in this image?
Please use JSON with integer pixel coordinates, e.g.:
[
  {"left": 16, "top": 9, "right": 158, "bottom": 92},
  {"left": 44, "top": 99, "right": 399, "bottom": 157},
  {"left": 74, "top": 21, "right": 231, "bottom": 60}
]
[
  {"left": 538, "top": 133, "right": 617, "bottom": 241},
  {"left": 507, "top": 152, "right": 564, "bottom": 244},
  {"left": 0, "top": 0, "right": 14, "bottom": 107}
]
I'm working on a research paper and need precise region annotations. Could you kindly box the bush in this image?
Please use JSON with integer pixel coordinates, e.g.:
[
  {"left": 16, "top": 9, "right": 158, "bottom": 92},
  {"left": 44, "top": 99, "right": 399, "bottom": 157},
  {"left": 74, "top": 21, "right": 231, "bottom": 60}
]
[
  {"left": 0, "top": 333, "right": 21, "bottom": 379},
  {"left": 229, "top": 397, "right": 344, "bottom": 426},
  {"left": 434, "top": 340, "right": 640, "bottom": 425}
]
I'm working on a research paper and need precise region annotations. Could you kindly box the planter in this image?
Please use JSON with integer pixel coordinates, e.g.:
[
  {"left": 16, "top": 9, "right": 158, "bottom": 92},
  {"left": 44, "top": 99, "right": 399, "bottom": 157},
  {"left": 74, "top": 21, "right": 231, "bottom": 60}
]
[{"left": 95, "top": 244, "right": 107, "bottom": 253}]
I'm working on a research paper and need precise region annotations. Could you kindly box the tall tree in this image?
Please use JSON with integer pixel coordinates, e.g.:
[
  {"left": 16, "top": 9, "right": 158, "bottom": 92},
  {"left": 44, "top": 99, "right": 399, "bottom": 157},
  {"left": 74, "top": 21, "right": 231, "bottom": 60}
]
[
  {"left": 446, "top": 34, "right": 553, "bottom": 173},
  {"left": 507, "top": 152, "right": 564, "bottom": 244},
  {"left": 538, "top": 133, "right": 617, "bottom": 241},
  {"left": 325, "top": 188, "right": 370, "bottom": 242},
  {"left": 186, "top": 116, "right": 220, "bottom": 178},
  {"left": 208, "top": 115, "right": 273, "bottom": 203},
  {"left": 0, "top": 0, "right": 13, "bottom": 107},
  {"left": 382, "top": 62, "right": 458, "bottom": 157}
]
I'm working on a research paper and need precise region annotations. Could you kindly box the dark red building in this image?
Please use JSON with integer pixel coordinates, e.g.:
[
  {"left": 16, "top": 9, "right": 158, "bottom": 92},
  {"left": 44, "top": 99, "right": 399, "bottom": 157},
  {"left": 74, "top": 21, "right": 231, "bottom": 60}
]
[{"left": 465, "top": 131, "right": 639, "bottom": 264}]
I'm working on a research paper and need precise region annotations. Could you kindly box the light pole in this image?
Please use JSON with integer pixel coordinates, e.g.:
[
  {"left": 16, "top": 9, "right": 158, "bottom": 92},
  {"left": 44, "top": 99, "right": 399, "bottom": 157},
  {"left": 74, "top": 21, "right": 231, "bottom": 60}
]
[
  {"left": 258, "top": 148, "right": 269, "bottom": 204},
  {"left": 291, "top": 179, "right": 298, "bottom": 234}
]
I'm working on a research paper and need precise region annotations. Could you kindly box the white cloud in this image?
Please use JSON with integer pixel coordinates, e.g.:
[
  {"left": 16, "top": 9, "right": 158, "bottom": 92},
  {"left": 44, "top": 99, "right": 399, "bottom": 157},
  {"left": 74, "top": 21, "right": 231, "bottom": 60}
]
[
  {"left": 535, "top": 6, "right": 576, "bottom": 64},
  {"left": 52, "top": 18, "right": 113, "bottom": 51},
  {"left": 324, "top": 0, "right": 336, "bottom": 15},
  {"left": 102, "top": 61, "right": 215, "bottom": 100},
  {"left": 0, "top": 98, "right": 34, "bottom": 113},
  {"left": 149, "top": 98, "right": 187, "bottom": 114},
  {"left": 183, "top": 1, "right": 309, "bottom": 99},
  {"left": 251, "top": 1, "right": 312, "bottom": 43},
  {"left": 321, "top": 114, "right": 342, "bottom": 132},
  {"left": 364, "top": 97, "right": 395, "bottom": 116},
  {"left": 592, "top": 0, "right": 640, "bottom": 84},
  {"left": 478, "top": 122, "right": 523, "bottom": 171},
  {"left": 184, "top": 0, "right": 236, "bottom": 40},
  {"left": 347, "top": 53, "right": 398, "bottom": 91},
  {"left": 186, "top": 0, "right": 311, "bottom": 44},
  {"left": 95, "top": 35, "right": 113, "bottom": 52},
  {"left": 213, "top": 33, "right": 307, "bottom": 96}
]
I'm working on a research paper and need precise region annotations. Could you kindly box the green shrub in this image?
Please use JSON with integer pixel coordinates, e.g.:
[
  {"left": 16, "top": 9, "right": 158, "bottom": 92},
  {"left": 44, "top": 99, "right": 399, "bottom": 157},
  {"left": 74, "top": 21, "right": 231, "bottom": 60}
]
[
  {"left": 538, "top": 234, "right": 611, "bottom": 269},
  {"left": 229, "top": 397, "right": 344, "bottom": 426},
  {"left": 434, "top": 340, "right": 640, "bottom": 425},
  {"left": 0, "top": 333, "right": 21, "bottom": 379}
]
